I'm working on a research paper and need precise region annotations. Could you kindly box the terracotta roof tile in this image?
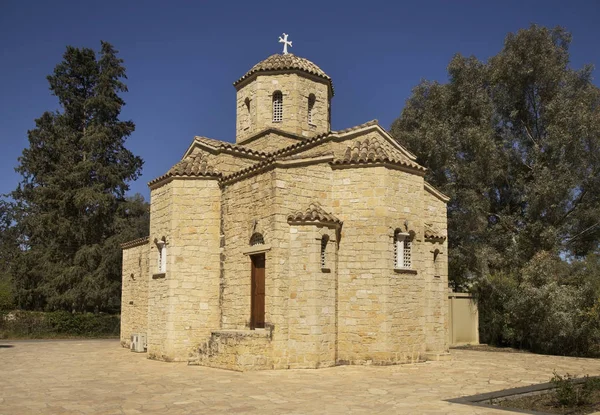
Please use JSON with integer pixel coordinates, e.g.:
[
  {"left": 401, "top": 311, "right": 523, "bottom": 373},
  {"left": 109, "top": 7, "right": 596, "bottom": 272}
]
[
  {"left": 234, "top": 54, "right": 334, "bottom": 95},
  {"left": 195, "top": 136, "right": 269, "bottom": 158},
  {"left": 220, "top": 157, "right": 276, "bottom": 185},
  {"left": 287, "top": 203, "right": 342, "bottom": 225},
  {"left": 148, "top": 153, "right": 221, "bottom": 187},
  {"left": 424, "top": 223, "right": 446, "bottom": 241},
  {"left": 278, "top": 151, "right": 333, "bottom": 161},
  {"left": 219, "top": 120, "right": 425, "bottom": 185},
  {"left": 269, "top": 120, "right": 379, "bottom": 158},
  {"left": 332, "top": 137, "right": 426, "bottom": 172},
  {"left": 333, "top": 119, "right": 379, "bottom": 135},
  {"left": 121, "top": 236, "right": 149, "bottom": 249}
]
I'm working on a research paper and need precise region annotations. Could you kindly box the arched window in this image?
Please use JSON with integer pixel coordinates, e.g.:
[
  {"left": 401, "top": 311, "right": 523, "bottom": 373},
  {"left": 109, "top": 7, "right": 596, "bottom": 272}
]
[
  {"left": 250, "top": 233, "right": 265, "bottom": 246},
  {"left": 320, "top": 234, "right": 329, "bottom": 269},
  {"left": 394, "top": 230, "right": 412, "bottom": 269},
  {"left": 244, "top": 97, "right": 251, "bottom": 129},
  {"left": 272, "top": 91, "right": 283, "bottom": 122},
  {"left": 308, "top": 94, "right": 316, "bottom": 124}
]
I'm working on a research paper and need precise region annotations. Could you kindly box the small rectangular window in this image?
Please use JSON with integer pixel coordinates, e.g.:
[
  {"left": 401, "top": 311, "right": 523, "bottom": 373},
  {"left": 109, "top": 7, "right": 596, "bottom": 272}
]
[
  {"left": 308, "top": 94, "right": 316, "bottom": 125},
  {"left": 273, "top": 91, "right": 283, "bottom": 122},
  {"left": 394, "top": 231, "right": 411, "bottom": 269},
  {"left": 321, "top": 236, "right": 328, "bottom": 268},
  {"left": 157, "top": 241, "right": 167, "bottom": 273}
]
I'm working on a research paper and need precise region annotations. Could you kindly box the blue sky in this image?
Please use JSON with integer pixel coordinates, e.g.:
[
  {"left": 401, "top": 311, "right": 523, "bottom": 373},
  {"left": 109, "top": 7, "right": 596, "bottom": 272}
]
[{"left": 1, "top": 0, "right": 599, "bottom": 201}]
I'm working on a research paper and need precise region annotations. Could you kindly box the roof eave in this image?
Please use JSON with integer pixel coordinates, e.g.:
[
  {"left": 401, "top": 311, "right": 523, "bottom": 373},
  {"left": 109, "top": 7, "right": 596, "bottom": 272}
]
[{"left": 233, "top": 69, "right": 335, "bottom": 97}]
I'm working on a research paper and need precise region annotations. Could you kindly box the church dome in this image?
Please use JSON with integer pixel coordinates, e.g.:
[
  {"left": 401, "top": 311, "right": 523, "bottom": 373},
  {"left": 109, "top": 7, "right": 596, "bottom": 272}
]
[{"left": 234, "top": 53, "right": 333, "bottom": 95}]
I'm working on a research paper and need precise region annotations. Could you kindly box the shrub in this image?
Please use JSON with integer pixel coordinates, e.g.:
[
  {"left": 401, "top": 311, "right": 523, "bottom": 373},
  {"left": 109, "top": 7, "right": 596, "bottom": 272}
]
[
  {"left": 0, "top": 310, "right": 120, "bottom": 338},
  {"left": 473, "top": 252, "right": 600, "bottom": 357},
  {"left": 0, "top": 278, "right": 14, "bottom": 311},
  {"left": 551, "top": 372, "right": 600, "bottom": 407}
]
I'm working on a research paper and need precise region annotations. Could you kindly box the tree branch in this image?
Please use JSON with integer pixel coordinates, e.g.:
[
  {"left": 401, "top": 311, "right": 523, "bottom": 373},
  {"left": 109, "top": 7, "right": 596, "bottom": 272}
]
[{"left": 554, "top": 189, "right": 587, "bottom": 227}]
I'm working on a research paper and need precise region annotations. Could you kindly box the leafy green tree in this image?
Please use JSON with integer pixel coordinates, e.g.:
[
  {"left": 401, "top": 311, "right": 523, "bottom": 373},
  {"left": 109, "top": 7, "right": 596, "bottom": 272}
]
[
  {"left": 11, "top": 42, "right": 147, "bottom": 312},
  {"left": 391, "top": 25, "right": 600, "bottom": 355},
  {"left": 391, "top": 25, "right": 600, "bottom": 288}
]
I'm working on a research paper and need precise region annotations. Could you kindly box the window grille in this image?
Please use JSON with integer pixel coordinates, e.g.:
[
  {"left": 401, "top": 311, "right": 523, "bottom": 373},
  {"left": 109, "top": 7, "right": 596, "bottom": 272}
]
[
  {"left": 272, "top": 91, "right": 283, "bottom": 122},
  {"left": 308, "top": 94, "right": 316, "bottom": 124},
  {"left": 394, "top": 231, "right": 412, "bottom": 269},
  {"left": 403, "top": 240, "right": 411, "bottom": 269},
  {"left": 250, "top": 233, "right": 264, "bottom": 246},
  {"left": 321, "top": 235, "right": 329, "bottom": 268}
]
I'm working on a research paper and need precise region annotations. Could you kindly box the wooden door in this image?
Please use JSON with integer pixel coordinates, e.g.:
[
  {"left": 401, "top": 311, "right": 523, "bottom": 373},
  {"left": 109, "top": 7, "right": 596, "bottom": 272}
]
[{"left": 250, "top": 254, "right": 265, "bottom": 329}]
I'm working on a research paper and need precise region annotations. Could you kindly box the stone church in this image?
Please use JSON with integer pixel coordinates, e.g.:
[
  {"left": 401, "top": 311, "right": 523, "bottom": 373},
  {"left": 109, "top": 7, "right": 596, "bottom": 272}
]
[{"left": 120, "top": 43, "right": 450, "bottom": 370}]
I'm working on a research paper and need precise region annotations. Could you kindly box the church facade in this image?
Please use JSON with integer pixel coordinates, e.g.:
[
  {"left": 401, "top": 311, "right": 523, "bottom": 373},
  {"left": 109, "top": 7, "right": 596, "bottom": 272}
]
[{"left": 120, "top": 50, "right": 450, "bottom": 370}]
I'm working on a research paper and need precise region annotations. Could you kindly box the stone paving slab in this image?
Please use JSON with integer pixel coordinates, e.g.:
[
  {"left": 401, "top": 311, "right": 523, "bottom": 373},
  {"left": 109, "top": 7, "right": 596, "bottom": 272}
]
[{"left": 1, "top": 340, "right": 599, "bottom": 414}]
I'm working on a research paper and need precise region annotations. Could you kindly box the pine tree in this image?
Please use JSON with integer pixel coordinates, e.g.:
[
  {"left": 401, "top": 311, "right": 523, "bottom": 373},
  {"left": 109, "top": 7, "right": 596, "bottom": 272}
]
[{"left": 12, "top": 42, "right": 147, "bottom": 312}]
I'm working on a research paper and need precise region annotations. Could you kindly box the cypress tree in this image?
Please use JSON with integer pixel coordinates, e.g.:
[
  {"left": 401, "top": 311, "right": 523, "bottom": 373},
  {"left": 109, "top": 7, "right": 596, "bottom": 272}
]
[{"left": 12, "top": 41, "right": 147, "bottom": 312}]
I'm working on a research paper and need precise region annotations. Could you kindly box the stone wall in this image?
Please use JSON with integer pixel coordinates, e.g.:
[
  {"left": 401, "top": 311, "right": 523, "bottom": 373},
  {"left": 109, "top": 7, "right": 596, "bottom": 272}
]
[
  {"left": 147, "top": 177, "right": 221, "bottom": 361},
  {"left": 147, "top": 181, "right": 172, "bottom": 359},
  {"left": 383, "top": 167, "right": 433, "bottom": 362},
  {"left": 195, "top": 330, "right": 274, "bottom": 371},
  {"left": 220, "top": 170, "right": 278, "bottom": 331},
  {"left": 274, "top": 163, "right": 335, "bottom": 368},
  {"left": 332, "top": 165, "right": 430, "bottom": 364},
  {"left": 286, "top": 224, "right": 338, "bottom": 368},
  {"left": 120, "top": 242, "right": 149, "bottom": 347},
  {"left": 216, "top": 163, "right": 339, "bottom": 369},
  {"left": 235, "top": 73, "right": 330, "bottom": 143},
  {"left": 199, "top": 158, "right": 448, "bottom": 369},
  {"left": 141, "top": 126, "right": 448, "bottom": 368},
  {"left": 422, "top": 188, "right": 449, "bottom": 353}
]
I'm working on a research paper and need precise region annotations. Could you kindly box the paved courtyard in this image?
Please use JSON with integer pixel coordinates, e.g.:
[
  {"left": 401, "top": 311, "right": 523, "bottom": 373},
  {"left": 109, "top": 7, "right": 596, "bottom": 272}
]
[{"left": 1, "top": 340, "right": 599, "bottom": 414}]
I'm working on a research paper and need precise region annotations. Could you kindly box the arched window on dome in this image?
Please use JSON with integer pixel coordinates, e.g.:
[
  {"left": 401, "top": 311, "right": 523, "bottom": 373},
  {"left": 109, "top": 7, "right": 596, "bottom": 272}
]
[
  {"left": 272, "top": 91, "right": 283, "bottom": 122},
  {"left": 244, "top": 97, "right": 251, "bottom": 129},
  {"left": 245, "top": 97, "right": 251, "bottom": 114},
  {"left": 308, "top": 94, "right": 316, "bottom": 125}
]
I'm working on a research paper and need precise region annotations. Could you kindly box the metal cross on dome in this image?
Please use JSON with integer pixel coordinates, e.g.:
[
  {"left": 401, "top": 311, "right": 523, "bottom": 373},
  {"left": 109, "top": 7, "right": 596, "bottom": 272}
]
[{"left": 278, "top": 33, "right": 292, "bottom": 55}]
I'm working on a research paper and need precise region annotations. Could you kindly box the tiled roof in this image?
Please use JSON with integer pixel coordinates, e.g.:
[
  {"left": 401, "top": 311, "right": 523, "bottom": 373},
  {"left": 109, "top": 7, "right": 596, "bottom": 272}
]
[
  {"left": 424, "top": 223, "right": 446, "bottom": 241},
  {"left": 151, "top": 120, "right": 425, "bottom": 188},
  {"left": 195, "top": 136, "right": 269, "bottom": 158},
  {"left": 334, "top": 119, "right": 380, "bottom": 135},
  {"left": 220, "top": 157, "right": 276, "bottom": 185},
  {"left": 278, "top": 151, "right": 333, "bottom": 161},
  {"left": 331, "top": 138, "right": 426, "bottom": 172},
  {"left": 270, "top": 120, "right": 379, "bottom": 158},
  {"left": 148, "top": 153, "right": 221, "bottom": 186},
  {"left": 234, "top": 54, "right": 334, "bottom": 95},
  {"left": 121, "top": 236, "right": 149, "bottom": 249},
  {"left": 220, "top": 120, "right": 425, "bottom": 185},
  {"left": 287, "top": 203, "right": 342, "bottom": 225}
]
